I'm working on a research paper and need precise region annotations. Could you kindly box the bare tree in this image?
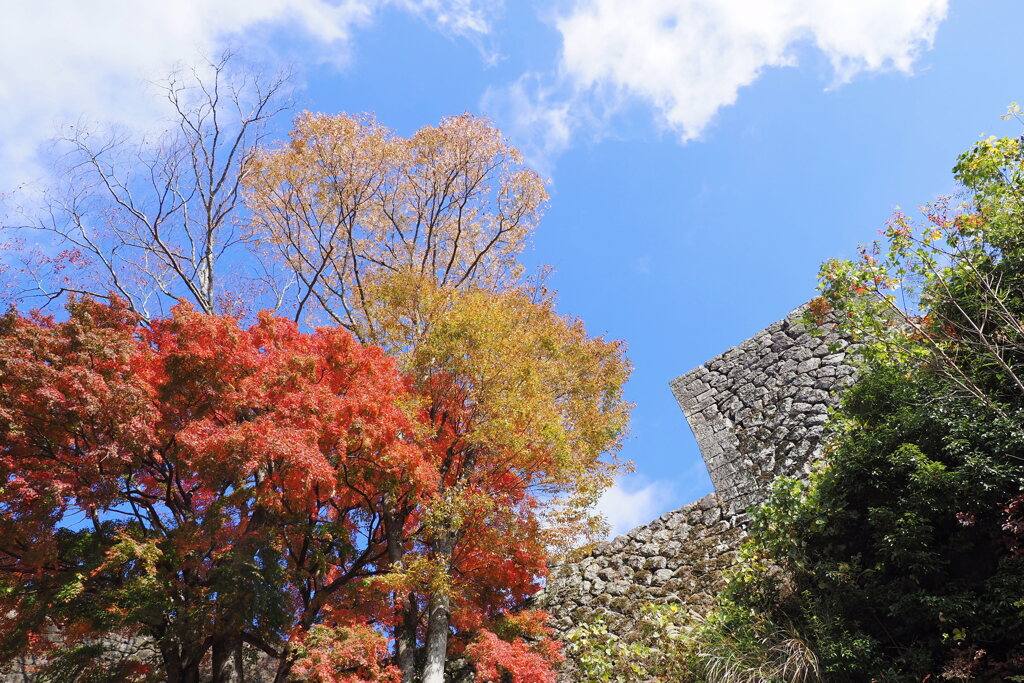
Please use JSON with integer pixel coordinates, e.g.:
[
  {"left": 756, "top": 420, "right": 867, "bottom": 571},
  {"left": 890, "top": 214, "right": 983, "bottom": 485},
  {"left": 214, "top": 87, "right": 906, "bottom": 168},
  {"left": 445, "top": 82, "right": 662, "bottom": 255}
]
[
  {"left": 243, "top": 111, "right": 548, "bottom": 348},
  {"left": 5, "top": 53, "right": 291, "bottom": 320}
]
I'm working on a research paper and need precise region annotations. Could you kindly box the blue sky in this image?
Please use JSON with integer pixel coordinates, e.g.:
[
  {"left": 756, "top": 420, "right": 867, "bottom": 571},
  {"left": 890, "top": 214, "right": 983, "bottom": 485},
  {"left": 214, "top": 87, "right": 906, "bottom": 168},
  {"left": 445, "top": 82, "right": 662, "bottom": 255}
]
[{"left": 3, "top": 0, "right": 1024, "bottom": 534}]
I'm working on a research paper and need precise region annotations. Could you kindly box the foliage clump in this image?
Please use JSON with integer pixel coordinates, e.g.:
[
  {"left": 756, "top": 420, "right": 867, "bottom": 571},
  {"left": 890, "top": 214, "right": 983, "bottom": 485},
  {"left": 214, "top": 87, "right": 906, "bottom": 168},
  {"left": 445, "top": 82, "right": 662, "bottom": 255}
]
[{"left": 565, "top": 601, "right": 820, "bottom": 683}]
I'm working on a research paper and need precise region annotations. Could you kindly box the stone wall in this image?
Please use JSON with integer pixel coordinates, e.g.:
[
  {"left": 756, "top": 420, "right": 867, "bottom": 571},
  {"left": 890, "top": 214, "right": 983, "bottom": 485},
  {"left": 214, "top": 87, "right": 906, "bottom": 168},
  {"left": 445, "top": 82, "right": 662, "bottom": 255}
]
[
  {"left": 540, "top": 494, "right": 741, "bottom": 636},
  {"left": 1, "top": 631, "right": 159, "bottom": 683},
  {"left": 539, "top": 305, "right": 856, "bottom": 657},
  {"left": 669, "top": 305, "right": 855, "bottom": 514}
]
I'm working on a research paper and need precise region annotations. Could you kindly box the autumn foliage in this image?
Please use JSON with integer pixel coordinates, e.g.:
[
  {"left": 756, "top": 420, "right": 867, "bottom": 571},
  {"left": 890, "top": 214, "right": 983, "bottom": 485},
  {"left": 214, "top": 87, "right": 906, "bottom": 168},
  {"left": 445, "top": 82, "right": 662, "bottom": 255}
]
[
  {"left": 1, "top": 85, "right": 631, "bottom": 681},
  {"left": 0, "top": 298, "right": 418, "bottom": 680},
  {"left": 0, "top": 292, "right": 620, "bottom": 681},
  {"left": 243, "top": 111, "right": 547, "bottom": 336}
]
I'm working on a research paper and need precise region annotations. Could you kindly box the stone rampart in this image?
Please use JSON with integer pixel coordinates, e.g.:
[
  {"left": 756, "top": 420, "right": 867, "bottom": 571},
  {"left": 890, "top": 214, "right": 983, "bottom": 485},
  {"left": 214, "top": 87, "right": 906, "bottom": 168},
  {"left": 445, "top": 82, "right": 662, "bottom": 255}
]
[
  {"left": 669, "top": 305, "right": 855, "bottom": 514},
  {"left": 541, "top": 494, "right": 740, "bottom": 636},
  {"left": 540, "top": 305, "right": 856, "bottom": 653}
]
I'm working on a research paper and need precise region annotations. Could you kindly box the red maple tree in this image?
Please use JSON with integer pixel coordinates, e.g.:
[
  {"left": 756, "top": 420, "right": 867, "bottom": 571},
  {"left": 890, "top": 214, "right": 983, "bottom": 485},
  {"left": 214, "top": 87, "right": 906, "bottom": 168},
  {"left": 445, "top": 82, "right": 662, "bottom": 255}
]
[
  {"left": 0, "top": 299, "right": 417, "bottom": 681},
  {"left": 0, "top": 298, "right": 573, "bottom": 682}
]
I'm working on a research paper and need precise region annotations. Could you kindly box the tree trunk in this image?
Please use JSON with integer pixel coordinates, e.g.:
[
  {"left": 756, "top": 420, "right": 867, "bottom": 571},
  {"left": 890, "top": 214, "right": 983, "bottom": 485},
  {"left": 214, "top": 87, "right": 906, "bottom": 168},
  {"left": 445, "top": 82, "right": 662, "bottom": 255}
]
[
  {"left": 212, "top": 636, "right": 246, "bottom": 683},
  {"left": 211, "top": 472, "right": 267, "bottom": 683},
  {"left": 160, "top": 643, "right": 202, "bottom": 683},
  {"left": 384, "top": 502, "right": 419, "bottom": 683},
  {"left": 273, "top": 649, "right": 296, "bottom": 683},
  {"left": 421, "top": 588, "right": 451, "bottom": 683},
  {"left": 395, "top": 591, "right": 419, "bottom": 683},
  {"left": 421, "top": 532, "right": 455, "bottom": 683}
]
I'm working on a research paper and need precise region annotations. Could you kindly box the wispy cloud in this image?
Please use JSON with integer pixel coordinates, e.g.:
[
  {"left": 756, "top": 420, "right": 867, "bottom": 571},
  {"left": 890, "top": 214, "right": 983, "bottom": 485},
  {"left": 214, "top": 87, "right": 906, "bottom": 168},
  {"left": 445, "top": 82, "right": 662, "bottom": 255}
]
[
  {"left": 596, "top": 478, "right": 671, "bottom": 537},
  {"left": 486, "top": 0, "right": 948, "bottom": 169},
  {"left": 0, "top": 0, "right": 501, "bottom": 189},
  {"left": 480, "top": 72, "right": 574, "bottom": 178},
  {"left": 397, "top": 0, "right": 503, "bottom": 39}
]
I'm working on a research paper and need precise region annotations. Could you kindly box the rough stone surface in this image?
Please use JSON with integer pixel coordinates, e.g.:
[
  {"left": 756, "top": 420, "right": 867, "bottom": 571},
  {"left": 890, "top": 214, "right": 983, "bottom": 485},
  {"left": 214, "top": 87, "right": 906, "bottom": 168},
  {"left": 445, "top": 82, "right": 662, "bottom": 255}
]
[
  {"left": 539, "top": 305, "right": 856, "bottom": 674},
  {"left": 0, "top": 630, "right": 160, "bottom": 683},
  {"left": 1, "top": 639, "right": 277, "bottom": 683},
  {"left": 668, "top": 304, "right": 855, "bottom": 515},
  {"left": 537, "top": 493, "right": 742, "bottom": 636}
]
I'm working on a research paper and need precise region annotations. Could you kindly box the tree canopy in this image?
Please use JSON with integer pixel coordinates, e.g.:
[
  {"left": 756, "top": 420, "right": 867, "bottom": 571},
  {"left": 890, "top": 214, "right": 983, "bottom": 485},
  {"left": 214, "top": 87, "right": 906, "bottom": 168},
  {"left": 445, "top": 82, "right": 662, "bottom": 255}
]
[
  {"left": 0, "top": 61, "right": 631, "bottom": 683},
  {"left": 0, "top": 299, "right": 413, "bottom": 682}
]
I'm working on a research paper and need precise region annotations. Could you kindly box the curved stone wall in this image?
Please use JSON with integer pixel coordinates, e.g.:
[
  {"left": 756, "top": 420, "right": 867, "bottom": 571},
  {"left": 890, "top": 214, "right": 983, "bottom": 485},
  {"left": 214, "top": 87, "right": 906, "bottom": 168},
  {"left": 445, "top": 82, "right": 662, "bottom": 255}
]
[
  {"left": 540, "top": 305, "right": 857, "bottom": 669},
  {"left": 669, "top": 305, "right": 855, "bottom": 514}
]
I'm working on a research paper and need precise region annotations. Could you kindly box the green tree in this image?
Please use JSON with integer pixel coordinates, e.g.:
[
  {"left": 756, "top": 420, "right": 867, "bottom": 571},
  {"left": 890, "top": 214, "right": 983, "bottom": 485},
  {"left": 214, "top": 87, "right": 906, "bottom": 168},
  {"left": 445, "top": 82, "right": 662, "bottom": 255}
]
[{"left": 705, "top": 109, "right": 1024, "bottom": 681}]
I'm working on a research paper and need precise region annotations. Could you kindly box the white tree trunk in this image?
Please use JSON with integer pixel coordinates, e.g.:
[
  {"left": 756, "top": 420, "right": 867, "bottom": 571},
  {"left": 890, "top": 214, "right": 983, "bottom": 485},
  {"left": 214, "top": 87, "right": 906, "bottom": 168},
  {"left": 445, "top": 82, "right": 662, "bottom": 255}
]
[{"left": 421, "top": 589, "right": 451, "bottom": 683}]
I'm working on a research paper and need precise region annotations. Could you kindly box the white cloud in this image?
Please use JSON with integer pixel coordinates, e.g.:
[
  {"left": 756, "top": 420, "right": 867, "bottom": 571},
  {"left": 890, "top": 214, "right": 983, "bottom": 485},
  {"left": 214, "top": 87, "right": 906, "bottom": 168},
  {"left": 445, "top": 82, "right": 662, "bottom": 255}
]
[
  {"left": 481, "top": 73, "right": 574, "bottom": 178},
  {"left": 559, "top": 0, "right": 948, "bottom": 140},
  {"left": 596, "top": 479, "right": 669, "bottom": 537},
  {"left": 397, "top": 0, "right": 503, "bottom": 38},
  {"left": 0, "top": 0, "right": 500, "bottom": 189},
  {"left": 486, "top": 0, "right": 947, "bottom": 165},
  {"left": 395, "top": 0, "right": 506, "bottom": 66}
]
